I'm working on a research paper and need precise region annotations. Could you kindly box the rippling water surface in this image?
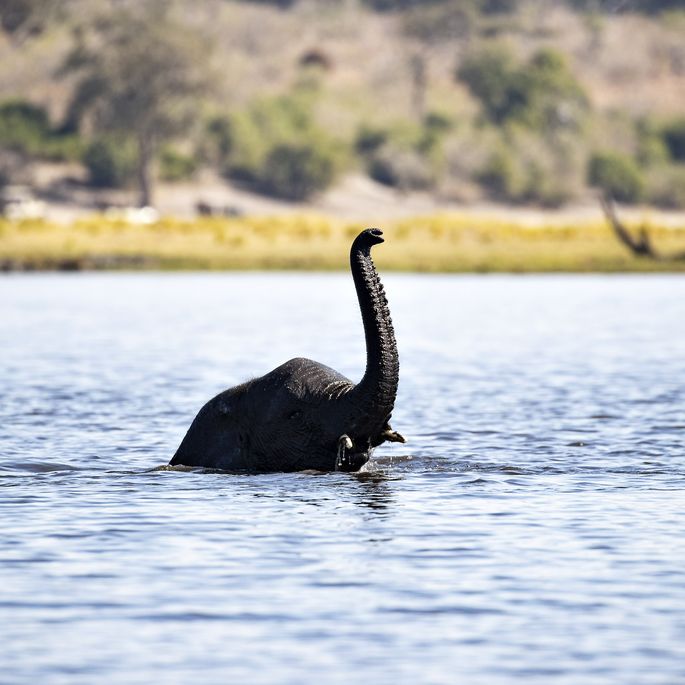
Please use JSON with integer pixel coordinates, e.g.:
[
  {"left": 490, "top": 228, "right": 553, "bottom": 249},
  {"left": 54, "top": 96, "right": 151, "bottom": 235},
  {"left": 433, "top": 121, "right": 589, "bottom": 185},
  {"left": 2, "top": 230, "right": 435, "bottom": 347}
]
[{"left": 1, "top": 273, "right": 684, "bottom": 685}]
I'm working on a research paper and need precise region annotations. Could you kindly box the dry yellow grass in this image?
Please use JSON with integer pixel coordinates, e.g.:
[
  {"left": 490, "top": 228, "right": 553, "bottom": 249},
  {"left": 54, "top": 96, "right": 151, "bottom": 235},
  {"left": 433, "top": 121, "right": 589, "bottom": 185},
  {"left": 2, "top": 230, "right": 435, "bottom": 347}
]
[{"left": 2, "top": 213, "right": 685, "bottom": 272}]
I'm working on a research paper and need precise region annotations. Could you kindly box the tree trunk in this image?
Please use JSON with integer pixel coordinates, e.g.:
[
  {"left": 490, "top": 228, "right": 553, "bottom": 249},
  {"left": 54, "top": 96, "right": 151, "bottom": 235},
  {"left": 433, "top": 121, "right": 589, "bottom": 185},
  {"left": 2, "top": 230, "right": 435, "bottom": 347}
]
[
  {"left": 136, "top": 133, "right": 154, "bottom": 208},
  {"left": 600, "top": 194, "right": 685, "bottom": 261},
  {"left": 410, "top": 51, "right": 427, "bottom": 122}
]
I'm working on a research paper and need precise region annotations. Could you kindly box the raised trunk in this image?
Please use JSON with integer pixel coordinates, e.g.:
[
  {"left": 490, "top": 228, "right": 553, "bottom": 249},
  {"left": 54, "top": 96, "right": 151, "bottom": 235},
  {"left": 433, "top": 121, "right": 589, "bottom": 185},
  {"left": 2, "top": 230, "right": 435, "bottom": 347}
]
[{"left": 343, "top": 229, "right": 399, "bottom": 437}]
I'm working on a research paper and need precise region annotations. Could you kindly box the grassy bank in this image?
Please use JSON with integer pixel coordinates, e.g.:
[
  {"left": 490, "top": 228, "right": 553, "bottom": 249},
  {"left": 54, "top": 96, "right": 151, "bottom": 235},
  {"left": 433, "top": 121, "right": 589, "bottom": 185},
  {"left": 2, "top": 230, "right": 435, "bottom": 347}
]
[{"left": 2, "top": 214, "right": 685, "bottom": 272}]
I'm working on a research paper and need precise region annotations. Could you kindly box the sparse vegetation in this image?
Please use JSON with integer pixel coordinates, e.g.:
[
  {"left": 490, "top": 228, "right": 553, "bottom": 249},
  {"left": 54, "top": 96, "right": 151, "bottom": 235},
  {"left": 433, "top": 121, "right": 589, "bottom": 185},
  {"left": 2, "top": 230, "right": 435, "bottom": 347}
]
[
  {"left": 259, "top": 140, "right": 344, "bottom": 201},
  {"left": 0, "top": 99, "right": 81, "bottom": 161},
  {"left": 661, "top": 117, "right": 685, "bottom": 161},
  {"left": 477, "top": 145, "right": 522, "bottom": 201},
  {"left": 2, "top": 214, "right": 685, "bottom": 272},
  {"left": 212, "top": 92, "right": 348, "bottom": 200},
  {"left": 1, "top": 0, "right": 685, "bottom": 217},
  {"left": 82, "top": 136, "right": 137, "bottom": 188},
  {"left": 356, "top": 116, "right": 451, "bottom": 191},
  {"left": 646, "top": 165, "right": 685, "bottom": 209},
  {"left": 457, "top": 46, "right": 587, "bottom": 130},
  {"left": 0, "top": 100, "right": 49, "bottom": 153},
  {"left": 159, "top": 147, "right": 198, "bottom": 182}
]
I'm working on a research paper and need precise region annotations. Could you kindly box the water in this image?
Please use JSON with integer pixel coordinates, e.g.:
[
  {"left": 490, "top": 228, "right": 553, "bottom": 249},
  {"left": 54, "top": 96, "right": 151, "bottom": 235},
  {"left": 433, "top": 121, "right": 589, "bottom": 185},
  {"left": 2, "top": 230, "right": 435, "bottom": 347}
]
[{"left": 1, "top": 273, "right": 684, "bottom": 685}]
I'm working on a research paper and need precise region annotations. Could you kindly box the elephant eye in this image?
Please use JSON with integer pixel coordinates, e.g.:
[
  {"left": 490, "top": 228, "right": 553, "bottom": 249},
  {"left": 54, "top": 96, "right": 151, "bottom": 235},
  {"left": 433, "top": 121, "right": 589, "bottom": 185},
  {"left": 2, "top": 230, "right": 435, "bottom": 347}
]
[{"left": 288, "top": 410, "right": 302, "bottom": 420}]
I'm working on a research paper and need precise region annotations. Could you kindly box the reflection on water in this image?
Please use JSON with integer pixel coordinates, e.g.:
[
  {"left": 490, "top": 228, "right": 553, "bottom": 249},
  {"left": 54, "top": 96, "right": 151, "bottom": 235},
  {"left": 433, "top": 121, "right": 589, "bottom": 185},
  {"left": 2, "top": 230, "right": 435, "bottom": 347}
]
[{"left": 1, "top": 273, "right": 684, "bottom": 685}]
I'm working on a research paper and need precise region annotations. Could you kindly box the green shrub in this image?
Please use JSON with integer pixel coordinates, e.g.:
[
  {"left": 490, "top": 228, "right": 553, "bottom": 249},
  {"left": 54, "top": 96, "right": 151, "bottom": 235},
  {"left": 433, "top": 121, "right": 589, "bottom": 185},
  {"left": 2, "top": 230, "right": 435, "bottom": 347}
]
[
  {"left": 357, "top": 118, "right": 448, "bottom": 190},
  {"left": 221, "top": 111, "right": 269, "bottom": 182},
  {"left": 457, "top": 45, "right": 587, "bottom": 131},
  {"left": 221, "top": 93, "right": 315, "bottom": 181},
  {"left": 200, "top": 115, "right": 233, "bottom": 166},
  {"left": 0, "top": 99, "right": 82, "bottom": 161},
  {"left": 588, "top": 151, "right": 645, "bottom": 203},
  {"left": 259, "top": 140, "right": 343, "bottom": 201},
  {"left": 0, "top": 99, "right": 48, "bottom": 133},
  {"left": 519, "top": 127, "right": 585, "bottom": 206},
  {"left": 476, "top": 146, "right": 525, "bottom": 201},
  {"left": 368, "top": 144, "right": 435, "bottom": 190},
  {"left": 39, "top": 135, "right": 83, "bottom": 162},
  {"left": 661, "top": 117, "right": 685, "bottom": 161},
  {"left": 218, "top": 92, "right": 349, "bottom": 200},
  {"left": 647, "top": 165, "right": 685, "bottom": 208},
  {"left": 473, "top": 128, "right": 583, "bottom": 206},
  {"left": 524, "top": 48, "right": 588, "bottom": 127},
  {"left": 457, "top": 45, "right": 524, "bottom": 125},
  {"left": 424, "top": 111, "right": 454, "bottom": 135},
  {"left": 355, "top": 125, "right": 388, "bottom": 155},
  {"left": 636, "top": 119, "right": 670, "bottom": 166},
  {"left": 159, "top": 147, "right": 198, "bottom": 182},
  {"left": 83, "top": 136, "right": 137, "bottom": 188},
  {"left": 0, "top": 99, "right": 49, "bottom": 155},
  {"left": 521, "top": 158, "right": 580, "bottom": 207},
  {"left": 418, "top": 111, "right": 455, "bottom": 158}
]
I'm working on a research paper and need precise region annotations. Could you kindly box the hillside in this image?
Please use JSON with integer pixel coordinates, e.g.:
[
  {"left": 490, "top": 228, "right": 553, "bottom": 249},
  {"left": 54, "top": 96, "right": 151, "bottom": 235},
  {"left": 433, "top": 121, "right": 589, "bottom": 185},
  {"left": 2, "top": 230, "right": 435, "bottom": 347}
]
[{"left": 1, "top": 0, "right": 685, "bottom": 220}]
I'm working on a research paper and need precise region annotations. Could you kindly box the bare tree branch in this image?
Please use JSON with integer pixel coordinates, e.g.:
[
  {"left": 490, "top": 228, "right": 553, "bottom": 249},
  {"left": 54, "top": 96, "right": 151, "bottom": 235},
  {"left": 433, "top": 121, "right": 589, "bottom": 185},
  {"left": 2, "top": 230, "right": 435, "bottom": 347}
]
[
  {"left": 600, "top": 193, "right": 657, "bottom": 258},
  {"left": 600, "top": 193, "right": 685, "bottom": 261}
]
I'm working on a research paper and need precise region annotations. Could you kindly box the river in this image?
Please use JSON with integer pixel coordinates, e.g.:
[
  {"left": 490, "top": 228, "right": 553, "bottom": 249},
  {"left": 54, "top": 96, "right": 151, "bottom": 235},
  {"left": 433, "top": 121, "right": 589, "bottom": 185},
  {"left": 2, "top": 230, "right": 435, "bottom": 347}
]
[{"left": 1, "top": 273, "right": 684, "bottom": 684}]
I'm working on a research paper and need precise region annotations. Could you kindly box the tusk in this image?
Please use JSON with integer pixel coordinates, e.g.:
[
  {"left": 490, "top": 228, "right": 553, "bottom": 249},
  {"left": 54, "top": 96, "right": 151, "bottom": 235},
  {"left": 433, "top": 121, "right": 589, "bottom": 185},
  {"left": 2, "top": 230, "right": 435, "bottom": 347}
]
[
  {"left": 336, "top": 434, "right": 353, "bottom": 471},
  {"left": 382, "top": 429, "right": 406, "bottom": 443}
]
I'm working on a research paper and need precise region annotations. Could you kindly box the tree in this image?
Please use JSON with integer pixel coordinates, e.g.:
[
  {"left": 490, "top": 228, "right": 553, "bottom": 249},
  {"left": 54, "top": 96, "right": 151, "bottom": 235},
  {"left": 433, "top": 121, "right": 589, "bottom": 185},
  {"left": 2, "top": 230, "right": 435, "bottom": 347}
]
[
  {"left": 60, "top": 4, "right": 211, "bottom": 207},
  {"left": 457, "top": 44, "right": 524, "bottom": 125},
  {"left": 211, "top": 90, "right": 348, "bottom": 201},
  {"left": 589, "top": 151, "right": 644, "bottom": 203},
  {"left": 457, "top": 45, "right": 587, "bottom": 131},
  {"left": 401, "top": 1, "right": 481, "bottom": 120},
  {"left": 600, "top": 194, "right": 685, "bottom": 261}
]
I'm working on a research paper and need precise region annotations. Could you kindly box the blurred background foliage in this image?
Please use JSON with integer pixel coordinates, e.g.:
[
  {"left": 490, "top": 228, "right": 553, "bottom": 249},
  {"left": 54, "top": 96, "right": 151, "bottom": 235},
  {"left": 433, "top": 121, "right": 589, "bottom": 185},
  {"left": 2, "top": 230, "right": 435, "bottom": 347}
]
[{"left": 1, "top": 0, "right": 685, "bottom": 208}]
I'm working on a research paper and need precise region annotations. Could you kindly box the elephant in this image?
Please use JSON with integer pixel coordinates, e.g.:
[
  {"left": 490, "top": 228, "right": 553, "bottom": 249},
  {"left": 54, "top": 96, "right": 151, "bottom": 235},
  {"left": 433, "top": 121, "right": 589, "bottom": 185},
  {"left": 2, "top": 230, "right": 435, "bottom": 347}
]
[{"left": 169, "top": 228, "right": 405, "bottom": 473}]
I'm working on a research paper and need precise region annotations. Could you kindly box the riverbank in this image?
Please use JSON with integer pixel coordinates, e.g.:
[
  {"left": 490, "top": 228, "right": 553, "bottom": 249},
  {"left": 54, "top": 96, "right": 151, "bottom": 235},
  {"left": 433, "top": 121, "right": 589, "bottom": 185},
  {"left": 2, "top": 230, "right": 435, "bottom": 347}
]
[{"left": 2, "top": 213, "right": 685, "bottom": 273}]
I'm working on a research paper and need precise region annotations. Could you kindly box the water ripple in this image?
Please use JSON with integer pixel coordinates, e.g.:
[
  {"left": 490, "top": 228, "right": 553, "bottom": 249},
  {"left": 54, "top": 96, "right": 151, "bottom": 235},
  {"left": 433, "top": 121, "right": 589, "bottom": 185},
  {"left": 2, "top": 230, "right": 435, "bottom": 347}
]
[{"left": 1, "top": 273, "right": 684, "bottom": 685}]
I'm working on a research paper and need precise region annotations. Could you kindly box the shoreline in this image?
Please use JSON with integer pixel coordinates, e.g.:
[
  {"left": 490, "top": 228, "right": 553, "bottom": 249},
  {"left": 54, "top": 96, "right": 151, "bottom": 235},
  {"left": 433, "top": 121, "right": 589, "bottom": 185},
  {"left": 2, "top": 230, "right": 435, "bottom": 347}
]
[{"left": 2, "top": 212, "right": 685, "bottom": 273}]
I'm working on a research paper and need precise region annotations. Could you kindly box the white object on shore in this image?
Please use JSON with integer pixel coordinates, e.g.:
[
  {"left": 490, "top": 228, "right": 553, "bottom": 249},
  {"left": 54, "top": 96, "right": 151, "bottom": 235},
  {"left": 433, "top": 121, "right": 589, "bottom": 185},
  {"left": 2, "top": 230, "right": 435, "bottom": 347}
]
[
  {"left": 103, "top": 205, "right": 159, "bottom": 225},
  {"left": 1, "top": 185, "right": 46, "bottom": 220}
]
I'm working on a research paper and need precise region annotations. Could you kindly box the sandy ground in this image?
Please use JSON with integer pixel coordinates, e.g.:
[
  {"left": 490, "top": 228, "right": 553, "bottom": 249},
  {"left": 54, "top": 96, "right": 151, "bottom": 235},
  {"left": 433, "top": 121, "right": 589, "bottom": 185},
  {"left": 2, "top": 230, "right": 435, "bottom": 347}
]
[{"left": 27, "top": 165, "right": 685, "bottom": 228}]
